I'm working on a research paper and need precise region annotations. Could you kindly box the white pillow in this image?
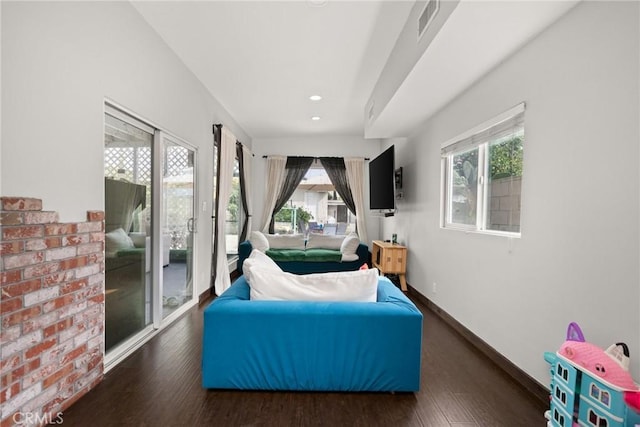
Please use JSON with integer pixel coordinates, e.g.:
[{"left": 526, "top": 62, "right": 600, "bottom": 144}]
[
  {"left": 340, "top": 232, "right": 360, "bottom": 255},
  {"left": 249, "top": 267, "right": 379, "bottom": 302},
  {"left": 105, "top": 228, "right": 134, "bottom": 257},
  {"left": 249, "top": 231, "right": 269, "bottom": 252},
  {"left": 265, "top": 234, "right": 305, "bottom": 250},
  {"left": 128, "top": 232, "right": 147, "bottom": 248},
  {"left": 243, "top": 249, "right": 282, "bottom": 285},
  {"left": 306, "top": 233, "right": 344, "bottom": 250}
]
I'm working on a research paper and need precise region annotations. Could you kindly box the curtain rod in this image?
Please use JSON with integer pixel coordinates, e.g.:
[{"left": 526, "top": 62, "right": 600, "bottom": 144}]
[
  {"left": 261, "top": 155, "right": 370, "bottom": 160},
  {"left": 213, "top": 123, "right": 255, "bottom": 157}
]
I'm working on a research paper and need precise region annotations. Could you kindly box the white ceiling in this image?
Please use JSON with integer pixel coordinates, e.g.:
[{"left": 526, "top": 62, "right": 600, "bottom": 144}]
[{"left": 132, "top": 0, "right": 579, "bottom": 141}]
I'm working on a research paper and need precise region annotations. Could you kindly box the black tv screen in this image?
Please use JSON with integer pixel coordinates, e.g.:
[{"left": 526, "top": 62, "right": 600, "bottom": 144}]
[{"left": 369, "top": 145, "right": 395, "bottom": 211}]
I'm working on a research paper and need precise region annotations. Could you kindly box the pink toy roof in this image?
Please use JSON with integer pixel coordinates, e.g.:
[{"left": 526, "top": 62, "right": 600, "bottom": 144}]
[{"left": 558, "top": 340, "right": 638, "bottom": 391}]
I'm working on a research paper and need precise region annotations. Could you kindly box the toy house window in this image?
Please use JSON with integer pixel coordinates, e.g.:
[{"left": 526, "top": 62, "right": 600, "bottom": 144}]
[
  {"left": 553, "top": 408, "right": 565, "bottom": 426},
  {"left": 557, "top": 364, "right": 569, "bottom": 382},
  {"left": 555, "top": 386, "right": 567, "bottom": 404},
  {"left": 590, "top": 383, "right": 611, "bottom": 408},
  {"left": 588, "top": 409, "right": 608, "bottom": 427}
]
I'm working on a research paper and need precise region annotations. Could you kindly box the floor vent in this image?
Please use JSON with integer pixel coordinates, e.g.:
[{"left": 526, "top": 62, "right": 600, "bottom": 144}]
[{"left": 418, "top": 0, "right": 439, "bottom": 40}]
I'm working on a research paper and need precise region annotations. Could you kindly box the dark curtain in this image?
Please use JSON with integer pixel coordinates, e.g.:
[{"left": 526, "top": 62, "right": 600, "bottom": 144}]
[
  {"left": 269, "top": 156, "right": 314, "bottom": 233},
  {"left": 236, "top": 142, "right": 250, "bottom": 242},
  {"left": 210, "top": 125, "right": 222, "bottom": 294},
  {"left": 319, "top": 157, "right": 356, "bottom": 215}
]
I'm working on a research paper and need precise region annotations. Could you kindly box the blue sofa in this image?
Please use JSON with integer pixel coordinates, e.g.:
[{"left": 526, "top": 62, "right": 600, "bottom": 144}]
[
  {"left": 237, "top": 240, "right": 369, "bottom": 275},
  {"left": 202, "top": 275, "right": 423, "bottom": 392}
]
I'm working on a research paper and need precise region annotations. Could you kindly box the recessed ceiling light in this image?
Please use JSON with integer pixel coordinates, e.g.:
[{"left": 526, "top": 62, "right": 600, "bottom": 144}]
[
  {"left": 311, "top": 116, "right": 321, "bottom": 121},
  {"left": 309, "top": 95, "right": 322, "bottom": 101}
]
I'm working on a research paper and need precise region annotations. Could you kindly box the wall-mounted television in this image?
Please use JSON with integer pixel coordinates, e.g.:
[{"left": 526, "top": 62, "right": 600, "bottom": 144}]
[{"left": 369, "top": 145, "right": 395, "bottom": 214}]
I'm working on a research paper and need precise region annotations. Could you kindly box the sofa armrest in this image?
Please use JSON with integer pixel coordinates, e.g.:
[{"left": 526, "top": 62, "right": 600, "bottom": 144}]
[{"left": 238, "top": 240, "right": 253, "bottom": 275}]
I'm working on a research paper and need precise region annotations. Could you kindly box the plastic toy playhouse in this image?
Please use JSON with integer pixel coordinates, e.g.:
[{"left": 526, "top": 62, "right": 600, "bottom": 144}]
[{"left": 544, "top": 322, "right": 640, "bottom": 427}]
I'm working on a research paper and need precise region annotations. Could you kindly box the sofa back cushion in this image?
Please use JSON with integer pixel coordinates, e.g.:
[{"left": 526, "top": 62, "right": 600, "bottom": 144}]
[
  {"left": 249, "top": 231, "right": 270, "bottom": 252},
  {"left": 248, "top": 267, "right": 378, "bottom": 302},
  {"left": 306, "top": 233, "right": 344, "bottom": 250},
  {"left": 265, "top": 234, "right": 305, "bottom": 250}
]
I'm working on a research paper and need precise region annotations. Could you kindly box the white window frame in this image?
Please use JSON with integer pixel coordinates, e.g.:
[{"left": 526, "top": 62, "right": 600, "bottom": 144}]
[{"left": 440, "top": 103, "right": 525, "bottom": 237}]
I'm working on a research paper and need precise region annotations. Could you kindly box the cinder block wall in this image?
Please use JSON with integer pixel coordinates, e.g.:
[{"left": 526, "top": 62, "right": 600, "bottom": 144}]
[{"left": 1, "top": 197, "right": 104, "bottom": 427}]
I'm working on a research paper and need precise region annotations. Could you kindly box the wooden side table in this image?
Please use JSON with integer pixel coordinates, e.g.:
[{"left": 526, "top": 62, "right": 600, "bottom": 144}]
[{"left": 371, "top": 240, "right": 407, "bottom": 291}]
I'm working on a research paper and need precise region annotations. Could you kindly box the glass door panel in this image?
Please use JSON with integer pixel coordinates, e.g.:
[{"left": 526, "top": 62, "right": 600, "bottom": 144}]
[
  {"left": 162, "top": 137, "right": 196, "bottom": 318},
  {"left": 104, "top": 112, "right": 153, "bottom": 352}
]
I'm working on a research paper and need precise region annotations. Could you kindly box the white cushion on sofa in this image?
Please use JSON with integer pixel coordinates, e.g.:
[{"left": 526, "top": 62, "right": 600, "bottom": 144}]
[
  {"left": 340, "top": 232, "right": 360, "bottom": 255},
  {"left": 306, "top": 233, "right": 344, "bottom": 250},
  {"left": 243, "top": 250, "right": 282, "bottom": 284},
  {"left": 248, "top": 267, "right": 378, "bottom": 302},
  {"left": 105, "top": 228, "right": 134, "bottom": 257},
  {"left": 265, "top": 234, "right": 305, "bottom": 250},
  {"left": 249, "top": 231, "right": 270, "bottom": 252}
]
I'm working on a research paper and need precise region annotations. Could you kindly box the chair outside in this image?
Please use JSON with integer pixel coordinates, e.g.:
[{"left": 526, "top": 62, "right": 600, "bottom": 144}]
[{"left": 323, "top": 224, "right": 337, "bottom": 235}]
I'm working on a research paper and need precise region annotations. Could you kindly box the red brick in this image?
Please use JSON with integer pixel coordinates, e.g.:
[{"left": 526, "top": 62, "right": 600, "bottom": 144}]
[
  {"left": 62, "top": 234, "right": 89, "bottom": 246},
  {"left": 43, "top": 363, "right": 74, "bottom": 389},
  {"left": 1, "top": 197, "right": 42, "bottom": 211},
  {"left": 44, "top": 223, "right": 77, "bottom": 236},
  {"left": 25, "top": 237, "right": 62, "bottom": 251},
  {"left": 1, "top": 269, "right": 22, "bottom": 285},
  {"left": 42, "top": 294, "right": 75, "bottom": 313},
  {"left": 25, "top": 338, "right": 57, "bottom": 359},
  {"left": 1, "top": 358, "right": 40, "bottom": 388},
  {"left": 23, "top": 262, "right": 61, "bottom": 279},
  {"left": 43, "top": 318, "right": 74, "bottom": 338},
  {"left": 87, "top": 353, "right": 102, "bottom": 372},
  {"left": 0, "top": 297, "right": 23, "bottom": 314},
  {"left": 0, "top": 382, "right": 20, "bottom": 404},
  {"left": 2, "top": 279, "right": 42, "bottom": 298},
  {"left": 89, "top": 232, "right": 105, "bottom": 242},
  {"left": 58, "top": 256, "right": 88, "bottom": 271},
  {"left": 2, "top": 225, "right": 43, "bottom": 240},
  {"left": 0, "top": 241, "right": 23, "bottom": 256},
  {"left": 23, "top": 211, "right": 59, "bottom": 225},
  {"left": 42, "top": 271, "right": 75, "bottom": 287},
  {"left": 60, "top": 344, "right": 86, "bottom": 365},
  {"left": 0, "top": 212, "right": 23, "bottom": 226},
  {"left": 1, "top": 412, "right": 21, "bottom": 427},
  {"left": 60, "top": 279, "right": 87, "bottom": 294},
  {"left": 87, "top": 211, "right": 104, "bottom": 221},
  {"left": 3, "top": 251, "right": 44, "bottom": 269},
  {"left": 0, "top": 355, "right": 21, "bottom": 372},
  {"left": 2, "top": 306, "right": 42, "bottom": 328},
  {"left": 88, "top": 294, "right": 105, "bottom": 304}
]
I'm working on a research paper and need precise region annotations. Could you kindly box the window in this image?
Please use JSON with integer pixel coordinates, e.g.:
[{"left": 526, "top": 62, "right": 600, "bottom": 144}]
[
  {"left": 590, "top": 383, "right": 611, "bottom": 407},
  {"left": 555, "top": 386, "right": 567, "bottom": 405},
  {"left": 556, "top": 364, "right": 569, "bottom": 382},
  {"left": 588, "top": 409, "right": 608, "bottom": 427},
  {"left": 226, "top": 157, "right": 242, "bottom": 257},
  {"left": 274, "top": 165, "right": 356, "bottom": 236},
  {"left": 441, "top": 104, "right": 524, "bottom": 236}
]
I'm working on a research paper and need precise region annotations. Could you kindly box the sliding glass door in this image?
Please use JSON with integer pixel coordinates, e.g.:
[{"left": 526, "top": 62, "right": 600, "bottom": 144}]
[
  {"left": 104, "top": 104, "right": 197, "bottom": 362},
  {"left": 104, "top": 110, "right": 154, "bottom": 352},
  {"left": 161, "top": 136, "right": 196, "bottom": 318}
]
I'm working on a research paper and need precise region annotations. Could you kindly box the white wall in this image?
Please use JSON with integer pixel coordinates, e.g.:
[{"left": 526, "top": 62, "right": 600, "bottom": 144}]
[
  {"left": 1, "top": 1, "right": 250, "bottom": 297},
  {"left": 250, "top": 136, "right": 382, "bottom": 246},
  {"left": 382, "top": 1, "right": 640, "bottom": 385}
]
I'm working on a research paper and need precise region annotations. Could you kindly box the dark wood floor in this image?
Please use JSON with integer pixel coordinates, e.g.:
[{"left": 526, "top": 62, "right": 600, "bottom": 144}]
[{"left": 60, "top": 292, "right": 546, "bottom": 426}]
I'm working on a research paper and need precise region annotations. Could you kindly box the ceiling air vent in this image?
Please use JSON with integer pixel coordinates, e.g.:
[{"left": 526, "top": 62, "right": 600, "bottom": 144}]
[{"left": 418, "top": 0, "right": 439, "bottom": 40}]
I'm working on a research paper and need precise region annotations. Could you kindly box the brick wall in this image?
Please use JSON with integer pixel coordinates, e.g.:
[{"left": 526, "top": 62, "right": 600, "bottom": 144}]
[{"left": 0, "top": 197, "right": 104, "bottom": 427}]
